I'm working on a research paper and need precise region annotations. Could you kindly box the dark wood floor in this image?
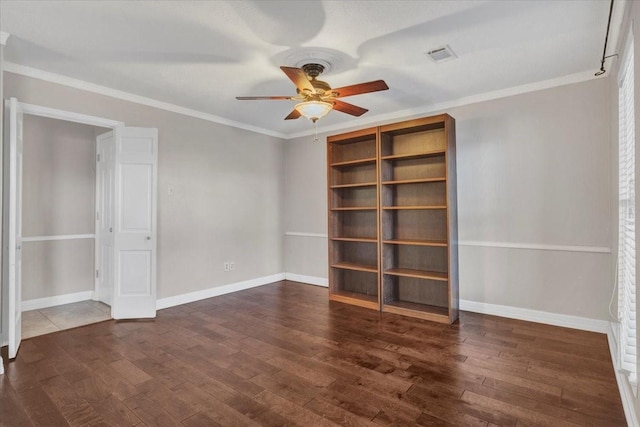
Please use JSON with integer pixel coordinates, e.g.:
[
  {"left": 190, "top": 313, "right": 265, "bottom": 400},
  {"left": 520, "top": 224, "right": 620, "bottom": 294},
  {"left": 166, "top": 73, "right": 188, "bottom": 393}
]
[{"left": 0, "top": 281, "right": 626, "bottom": 426}]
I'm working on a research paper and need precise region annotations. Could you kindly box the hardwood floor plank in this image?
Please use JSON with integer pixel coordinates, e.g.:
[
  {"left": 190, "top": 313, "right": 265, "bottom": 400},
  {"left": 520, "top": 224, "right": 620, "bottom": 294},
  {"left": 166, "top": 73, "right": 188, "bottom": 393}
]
[
  {"left": 250, "top": 370, "right": 319, "bottom": 406},
  {"left": 223, "top": 336, "right": 360, "bottom": 384},
  {"left": 316, "top": 387, "right": 380, "bottom": 420},
  {"left": 135, "top": 379, "right": 200, "bottom": 421},
  {"left": 463, "top": 354, "right": 529, "bottom": 376},
  {"left": 90, "top": 395, "right": 142, "bottom": 427},
  {"left": 0, "top": 375, "right": 36, "bottom": 427},
  {"left": 267, "top": 355, "right": 337, "bottom": 387},
  {"left": 40, "top": 375, "right": 105, "bottom": 426},
  {"left": 181, "top": 412, "right": 224, "bottom": 427},
  {"left": 414, "top": 412, "right": 466, "bottom": 427},
  {"left": 224, "top": 393, "right": 291, "bottom": 426},
  {"left": 170, "top": 381, "right": 228, "bottom": 412},
  {"left": 328, "top": 380, "right": 422, "bottom": 425},
  {"left": 4, "top": 355, "right": 60, "bottom": 393},
  {"left": 525, "top": 359, "right": 621, "bottom": 392},
  {"left": 123, "top": 393, "right": 179, "bottom": 427},
  {"left": 304, "top": 396, "right": 376, "bottom": 426},
  {"left": 253, "top": 389, "right": 340, "bottom": 427},
  {"left": 404, "top": 381, "right": 513, "bottom": 426},
  {"left": 314, "top": 351, "right": 414, "bottom": 392},
  {"left": 15, "top": 386, "right": 70, "bottom": 427},
  {"left": 218, "top": 350, "right": 281, "bottom": 380},
  {"left": 109, "top": 359, "right": 153, "bottom": 386},
  {"left": 198, "top": 375, "right": 247, "bottom": 403},
  {"left": 81, "top": 360, "right": 141, "bottom": 402},
  {"left": 131, "top": 356, "right": 186, "bottom": 389},
  {"left": 460, "top": 390, "right": 583, "bottom": 427},
  {"left": 201, "top": 399, "right": 262, "bottom": 427},
  {"left": 0, "top": 281, "right": 625, "bottom": 427},
  {"left": 70, "top": 375, "right": 113, "bottom": 403},
  {"left": 457, "top": 360, "right": 563, "bottom": 396}
]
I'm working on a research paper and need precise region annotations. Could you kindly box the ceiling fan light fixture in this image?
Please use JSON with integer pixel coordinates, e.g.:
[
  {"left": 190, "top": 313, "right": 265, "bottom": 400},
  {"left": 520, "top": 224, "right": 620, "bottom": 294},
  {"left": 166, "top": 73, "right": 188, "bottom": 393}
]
[{"left": 295, "top": 100, "right": 333, "bottom": 122}]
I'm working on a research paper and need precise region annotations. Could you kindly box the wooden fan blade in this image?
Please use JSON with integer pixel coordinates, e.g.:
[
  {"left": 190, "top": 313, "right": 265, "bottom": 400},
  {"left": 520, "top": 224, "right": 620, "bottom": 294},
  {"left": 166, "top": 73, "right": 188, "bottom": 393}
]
[
  {"left": 284, "top": 109, "right": 301, "bottom": 120},
  {"left": 331, "top": 80, "right": 389, "bottom": 98},
  {"left": 280, "top": 66, "right": 315, "bottom": 93},
  {"left": 332, "top": 100, "right": 368, "bottom": 117},
  {"left": 236, "top": 96, "right": 292, "bottom": 100}
]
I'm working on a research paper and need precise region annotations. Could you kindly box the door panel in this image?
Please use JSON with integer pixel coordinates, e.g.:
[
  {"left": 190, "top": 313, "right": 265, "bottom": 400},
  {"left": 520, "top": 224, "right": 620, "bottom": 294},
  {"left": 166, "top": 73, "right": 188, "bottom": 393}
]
[
  {"left": 96, "top": 132, "right": 115, "bottom": 306},
  {"left": 112, "top": 127, "right": 157, "bottom": 319},
  {"left": 120, "top": 164, "right": 152, "bottom": 231},
  {"left": 119, "top": 250, "right": 152, "bottom": 295},
  {"left": 3, "top": 98, "right": 23, "bottom": 359}
]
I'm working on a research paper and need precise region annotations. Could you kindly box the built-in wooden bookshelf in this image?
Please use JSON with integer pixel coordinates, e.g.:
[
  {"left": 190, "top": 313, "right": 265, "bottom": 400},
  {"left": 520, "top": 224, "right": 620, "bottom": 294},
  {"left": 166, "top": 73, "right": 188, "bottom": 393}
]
[
  {"left": 327, "top": 114, "right": 458, "bottom": 324},
  {"left": 327, "top": 128, "right": 380, "bottom": 310}
]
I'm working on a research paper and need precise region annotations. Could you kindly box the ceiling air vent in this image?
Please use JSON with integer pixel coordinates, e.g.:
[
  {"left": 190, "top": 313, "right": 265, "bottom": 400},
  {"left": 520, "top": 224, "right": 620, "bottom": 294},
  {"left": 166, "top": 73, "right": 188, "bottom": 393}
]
[{"left": 426, "top": 45, "right": 456, "bottom": 63}]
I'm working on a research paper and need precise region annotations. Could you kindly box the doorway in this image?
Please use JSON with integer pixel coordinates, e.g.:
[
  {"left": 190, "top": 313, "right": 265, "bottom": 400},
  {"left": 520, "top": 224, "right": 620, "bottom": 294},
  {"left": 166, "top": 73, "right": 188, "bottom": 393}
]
[
  {"left": 20, "top": 114, "right": 110, "bottom": 339},
  {"left": 3, "top": 99, "right": 158, "bottom": 359}
]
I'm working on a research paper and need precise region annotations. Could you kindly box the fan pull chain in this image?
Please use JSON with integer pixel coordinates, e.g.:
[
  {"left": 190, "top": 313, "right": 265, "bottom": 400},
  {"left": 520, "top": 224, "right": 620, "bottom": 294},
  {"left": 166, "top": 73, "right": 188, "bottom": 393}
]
[{"left": 314, "top": 121, "right": 319, "bottom": 142}]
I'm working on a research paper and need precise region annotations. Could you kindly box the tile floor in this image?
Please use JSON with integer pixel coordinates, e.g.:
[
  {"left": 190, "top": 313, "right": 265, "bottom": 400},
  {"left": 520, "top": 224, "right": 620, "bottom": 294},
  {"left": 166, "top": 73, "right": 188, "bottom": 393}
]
[{"left": 22, "top": 300, "right": 111, "bottom": 339}]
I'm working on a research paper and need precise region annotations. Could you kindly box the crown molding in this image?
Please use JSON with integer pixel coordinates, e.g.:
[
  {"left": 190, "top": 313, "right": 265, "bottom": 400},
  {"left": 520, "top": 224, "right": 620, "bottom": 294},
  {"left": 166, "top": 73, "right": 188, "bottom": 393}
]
[
  {"left": 3, "top": 62, "right": 288, "bottom": 139},
  {"left": 4, "top": 61, "right": 605, "bottom": 141},
  {"left": 288, "top": 69, "right": 607, "bottom": 140},
  {"left": 609, "top": 0, "right": 630, "bottom": 60}
]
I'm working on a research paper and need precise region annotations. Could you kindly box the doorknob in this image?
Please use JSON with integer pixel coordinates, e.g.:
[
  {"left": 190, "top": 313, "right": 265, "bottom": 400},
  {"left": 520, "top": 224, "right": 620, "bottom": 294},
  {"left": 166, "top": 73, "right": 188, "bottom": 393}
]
[
  {"left": 16, "top": 245, "right": 21, "bottom": 250},
  {"left": 146, "top": 236, "right": 151, "bottom": 240},
  {"left": 109, "top": 227, "right": 113, "bottom": 232}
]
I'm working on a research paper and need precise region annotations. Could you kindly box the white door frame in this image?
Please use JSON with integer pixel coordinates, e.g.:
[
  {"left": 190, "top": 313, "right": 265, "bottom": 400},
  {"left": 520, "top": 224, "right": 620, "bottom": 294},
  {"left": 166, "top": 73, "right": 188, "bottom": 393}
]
[
  {"left": 20, "top": 103, "right": 124, "bottom": 129},
  {"left": 1, "top": 100, "right": 123, "bottom": 358}
]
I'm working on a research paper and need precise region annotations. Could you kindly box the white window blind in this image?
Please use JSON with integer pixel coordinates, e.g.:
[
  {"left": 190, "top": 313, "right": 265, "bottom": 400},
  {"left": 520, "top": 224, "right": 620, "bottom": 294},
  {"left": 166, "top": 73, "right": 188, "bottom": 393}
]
[{"left": 618, "top": 36, "right": 637, "bottom": 387}]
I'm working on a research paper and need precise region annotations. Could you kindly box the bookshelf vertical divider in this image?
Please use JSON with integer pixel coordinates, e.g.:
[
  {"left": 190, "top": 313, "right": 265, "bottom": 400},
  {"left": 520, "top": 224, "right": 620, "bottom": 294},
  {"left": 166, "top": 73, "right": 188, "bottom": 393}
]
[
  {"left": 328, "top": 114, "right": 458, "bottom": 324},
  {"left": 327, "top": 127, "right": 380, "bottom": 310}
]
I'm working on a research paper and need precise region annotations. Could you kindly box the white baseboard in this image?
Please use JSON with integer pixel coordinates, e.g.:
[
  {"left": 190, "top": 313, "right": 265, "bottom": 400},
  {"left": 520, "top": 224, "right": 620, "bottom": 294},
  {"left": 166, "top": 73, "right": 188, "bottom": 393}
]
[
  {"left": 608, "top": 322, "right": 639, "bottom": 427},
  {"left": 459, "top": 299, "right": 609, "bottom": 333},
  {"left": 22, "top": 290, "right": 94, "bottom": 312},
  {"left": 284, "top": 273, "right": 328, "bottom": 287},
  {"left": 155, "top": 273, "right": 286, "bottom": 310}
]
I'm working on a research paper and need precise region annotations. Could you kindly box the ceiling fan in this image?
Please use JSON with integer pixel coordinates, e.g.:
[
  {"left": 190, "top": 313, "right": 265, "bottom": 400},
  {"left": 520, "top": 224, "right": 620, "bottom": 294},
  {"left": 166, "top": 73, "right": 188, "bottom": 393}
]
[{"left": 236, "top": 63, "right": 389, "bottom": 123}]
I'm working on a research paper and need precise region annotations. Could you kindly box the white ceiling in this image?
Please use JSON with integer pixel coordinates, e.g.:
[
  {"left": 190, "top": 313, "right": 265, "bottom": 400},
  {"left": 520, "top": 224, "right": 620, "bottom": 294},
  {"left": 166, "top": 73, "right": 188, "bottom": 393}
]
[{"left": 0, "top": 1, "right": 616, "bottom": 138}]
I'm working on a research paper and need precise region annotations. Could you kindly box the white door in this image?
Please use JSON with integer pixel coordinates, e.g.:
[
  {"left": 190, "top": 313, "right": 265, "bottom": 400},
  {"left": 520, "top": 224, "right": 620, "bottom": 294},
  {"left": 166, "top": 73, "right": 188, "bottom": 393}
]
[
  {"left": 110, "top": 127, "right": 158, "bottom": 319},
  {"left": 3, "top": 98, "right": 23, "bottom": 359},
  {"left": 95, "top": 132, "right": 115, "bottom": 306}
]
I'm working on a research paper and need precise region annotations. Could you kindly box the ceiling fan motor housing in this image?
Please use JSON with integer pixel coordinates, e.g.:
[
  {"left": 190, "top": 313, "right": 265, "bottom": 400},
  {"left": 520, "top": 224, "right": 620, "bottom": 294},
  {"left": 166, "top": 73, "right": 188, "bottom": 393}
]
[
  {"left": 301, "top": 64, "right": 332, "bottom": 95},
  {"left": 301, "top": 63, "right": 325, "bottom": 78}
]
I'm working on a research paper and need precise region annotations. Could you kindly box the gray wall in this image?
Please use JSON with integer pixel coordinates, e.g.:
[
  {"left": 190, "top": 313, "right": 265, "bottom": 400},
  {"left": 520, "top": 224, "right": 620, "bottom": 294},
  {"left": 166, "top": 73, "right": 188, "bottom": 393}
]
[
  {"left": 21, "top": 115, "right": 99, "bottom": 300},
  {"left": 285, "top": 77, "right": 613, "bottom": 321},
  {"left": 4, "top": 72, "right": 286, "bottom": 300},
  {"left": 3, "top": 70, "right": 613, "bottom": 321},
  {"left": 454, "top": 78, "right": 611, "bottom": 320}
]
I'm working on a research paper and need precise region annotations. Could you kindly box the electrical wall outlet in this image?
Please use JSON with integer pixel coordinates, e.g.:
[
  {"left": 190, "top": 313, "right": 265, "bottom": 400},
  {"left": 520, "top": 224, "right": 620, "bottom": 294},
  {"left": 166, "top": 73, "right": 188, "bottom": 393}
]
[
  {"left": 224, "top": 262, "right": 230, "bottom": 271},
  {"left": 229, "top": 262, "right": 235, "bottom": 271}
]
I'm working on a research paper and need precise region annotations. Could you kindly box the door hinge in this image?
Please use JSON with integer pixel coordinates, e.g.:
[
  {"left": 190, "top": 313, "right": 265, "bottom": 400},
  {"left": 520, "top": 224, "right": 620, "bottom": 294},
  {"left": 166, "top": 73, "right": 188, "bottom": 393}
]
[
  {"left": 96, "top": 269, "right": 99, "bottom": 278},
  {"left": 97, "top": 211, "right": 100, "bottom": 221},
  {"left": 97, "top": 153, "right": 101, "bottom": 162}
]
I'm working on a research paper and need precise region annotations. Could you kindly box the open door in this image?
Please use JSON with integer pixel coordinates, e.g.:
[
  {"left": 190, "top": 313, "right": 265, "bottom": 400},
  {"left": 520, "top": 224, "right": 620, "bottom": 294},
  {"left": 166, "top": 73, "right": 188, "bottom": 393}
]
[
  {"left": 3, "top": 98, "right": 23, "bottom": 359},
  {"left": 97, "top": 127, "right": 158, "bottom": 319},
  {"left": 96, "top": 132, "right": 115, "bottom": 306}
]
